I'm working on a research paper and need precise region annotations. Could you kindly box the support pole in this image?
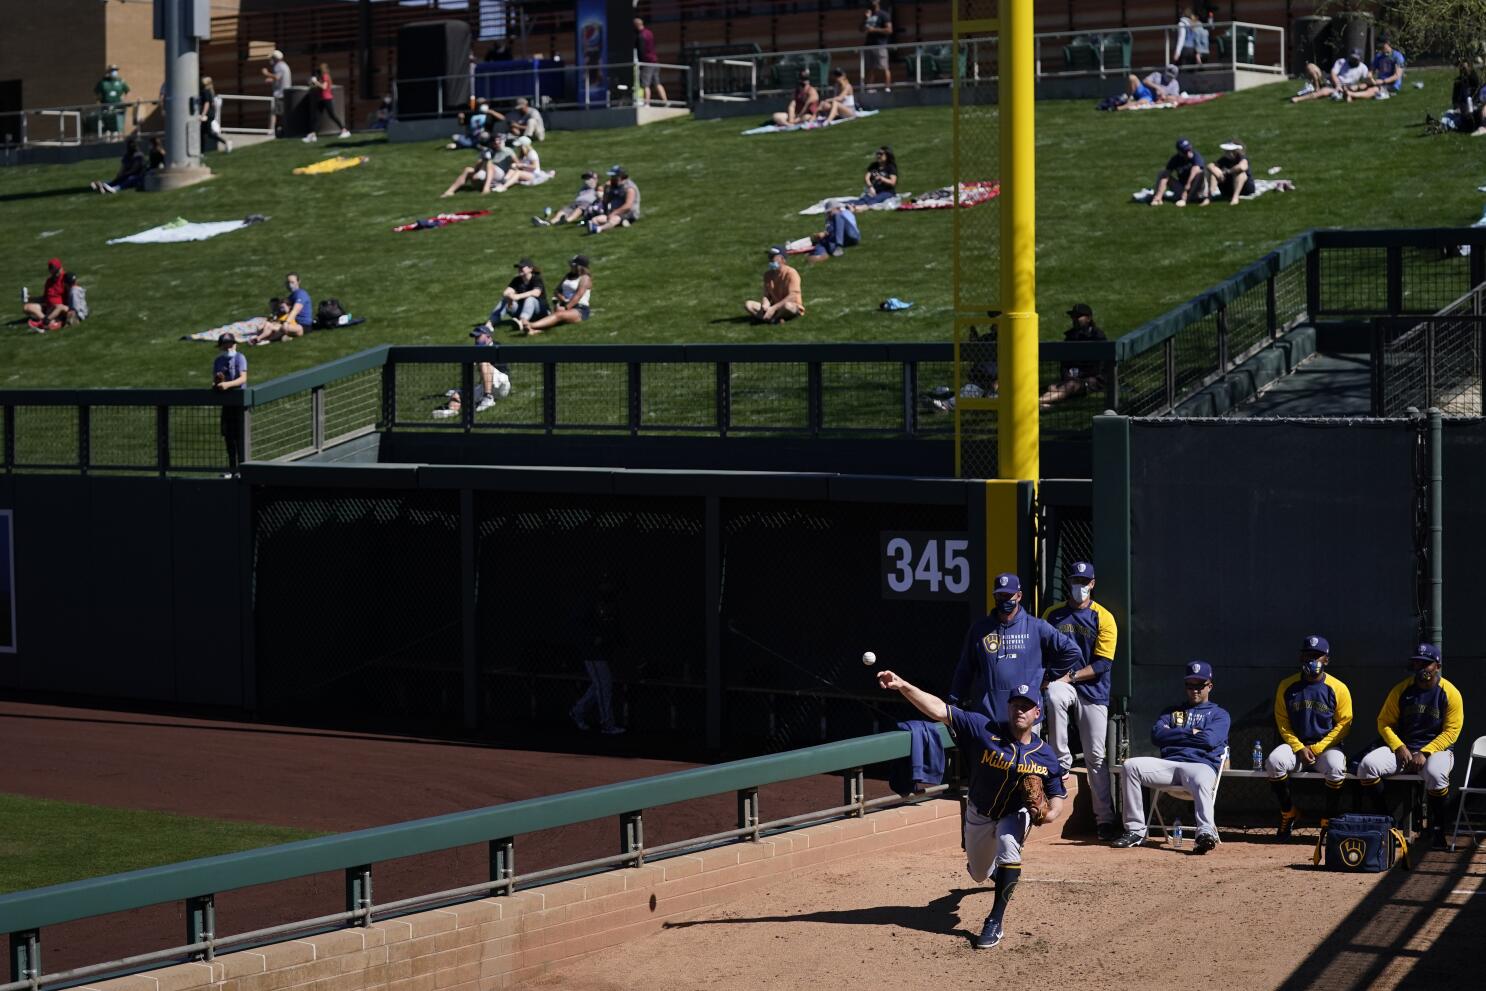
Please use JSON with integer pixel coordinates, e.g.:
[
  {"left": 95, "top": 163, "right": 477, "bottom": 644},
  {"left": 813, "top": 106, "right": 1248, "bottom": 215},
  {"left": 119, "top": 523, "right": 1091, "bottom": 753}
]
[
  {"left": 1428, "top": 407, "right": 1443, "bottom": 650},
  {"left": 997, "top": 0, "right": 1038, "bottom": 483},
  {"left": 149, "top": 0, "right": 213, "bottom": 190}
]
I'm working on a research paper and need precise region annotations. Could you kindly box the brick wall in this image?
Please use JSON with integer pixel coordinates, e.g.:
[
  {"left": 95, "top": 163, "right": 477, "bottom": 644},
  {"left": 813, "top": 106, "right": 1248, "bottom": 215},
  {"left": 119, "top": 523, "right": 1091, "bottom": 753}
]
[{"left": 79, "top": 800, "right": 960, "bottom": 991}]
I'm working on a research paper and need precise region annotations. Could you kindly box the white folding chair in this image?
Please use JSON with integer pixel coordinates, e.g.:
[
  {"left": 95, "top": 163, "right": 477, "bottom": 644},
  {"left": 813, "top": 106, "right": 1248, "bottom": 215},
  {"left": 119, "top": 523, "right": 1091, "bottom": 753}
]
[
  {"left": 1147, "top": 747, "right": 1229, "bottom": 846},
  {"left": 1449, "top": 735, "right": 1486, "bottom": 851}
]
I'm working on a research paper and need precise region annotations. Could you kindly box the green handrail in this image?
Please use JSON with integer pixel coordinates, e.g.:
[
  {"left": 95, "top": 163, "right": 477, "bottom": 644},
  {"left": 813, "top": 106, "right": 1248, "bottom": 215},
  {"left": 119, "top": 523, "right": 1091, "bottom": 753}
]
[{"left": 0, "top": 726, "right": 952, "bottom": 934}]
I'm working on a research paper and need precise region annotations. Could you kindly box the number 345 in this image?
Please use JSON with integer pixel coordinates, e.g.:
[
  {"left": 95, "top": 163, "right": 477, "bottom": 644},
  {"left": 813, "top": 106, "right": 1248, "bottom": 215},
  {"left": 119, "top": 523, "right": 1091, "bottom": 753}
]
[{"left": 885, "top": 537, "right": 971, "bottom": 595}]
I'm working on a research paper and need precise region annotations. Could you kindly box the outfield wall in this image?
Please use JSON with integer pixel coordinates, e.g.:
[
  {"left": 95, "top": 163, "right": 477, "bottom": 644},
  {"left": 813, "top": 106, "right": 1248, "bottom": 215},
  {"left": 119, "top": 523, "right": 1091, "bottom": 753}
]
[{"left": 66, "top": 799, "right": 960, "bottom": 991}]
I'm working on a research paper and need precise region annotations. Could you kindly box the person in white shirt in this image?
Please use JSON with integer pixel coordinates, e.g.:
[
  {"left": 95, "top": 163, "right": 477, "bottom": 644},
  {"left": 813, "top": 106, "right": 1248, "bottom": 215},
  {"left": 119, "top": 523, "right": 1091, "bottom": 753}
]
[{"left": 1292, "top": 49, "right": 1370, "bottom": 104}]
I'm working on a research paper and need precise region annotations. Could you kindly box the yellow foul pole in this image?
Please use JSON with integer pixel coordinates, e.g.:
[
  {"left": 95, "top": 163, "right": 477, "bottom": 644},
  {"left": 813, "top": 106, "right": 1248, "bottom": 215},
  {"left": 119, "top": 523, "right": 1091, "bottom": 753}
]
[{"left": 997, "top": 0, "right": 1038, "bottom": 482}]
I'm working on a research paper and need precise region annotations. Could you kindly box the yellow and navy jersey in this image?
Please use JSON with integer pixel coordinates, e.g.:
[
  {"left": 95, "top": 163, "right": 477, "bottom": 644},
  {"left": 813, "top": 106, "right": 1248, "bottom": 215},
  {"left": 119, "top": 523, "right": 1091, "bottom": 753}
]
[
  {"left": 1274, "top": 672, "right": 1352, "bottom": 752},
  {"left": 1041, "top": 600, "right": 1117, "bottom": 706},
  {"left": 1378, "top": 676, "right": 1464, "bottom": 753},
  {"left": 948, "top": 706, "right": 1066, "bottom": 818}
]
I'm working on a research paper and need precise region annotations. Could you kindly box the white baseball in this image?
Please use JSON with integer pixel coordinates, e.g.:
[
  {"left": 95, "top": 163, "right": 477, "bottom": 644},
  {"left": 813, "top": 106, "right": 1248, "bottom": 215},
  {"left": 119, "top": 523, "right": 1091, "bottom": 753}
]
[{"left": 861, "top": 651, "right": 877, "bottom": 666}]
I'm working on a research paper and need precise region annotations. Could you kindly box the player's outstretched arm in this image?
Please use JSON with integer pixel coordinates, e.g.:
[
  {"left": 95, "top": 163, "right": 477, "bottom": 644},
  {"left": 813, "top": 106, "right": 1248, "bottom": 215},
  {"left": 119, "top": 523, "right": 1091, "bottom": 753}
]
[
  {"left": 878, "top": 671, "right": 950, "bottom": 724},
  {"left": 1043, "top": 795, "right": 1066, "bottom": 825}
]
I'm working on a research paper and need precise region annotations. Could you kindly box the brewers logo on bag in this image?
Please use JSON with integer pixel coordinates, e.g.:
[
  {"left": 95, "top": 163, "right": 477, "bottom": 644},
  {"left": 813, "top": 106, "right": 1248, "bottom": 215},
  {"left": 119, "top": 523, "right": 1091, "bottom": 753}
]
[
  {"left": 1338, "top": 837, "right": 1367, "bottom": 868},
  {"left": 1318, "top": 814, "right": 1409, "bottom": 872}
]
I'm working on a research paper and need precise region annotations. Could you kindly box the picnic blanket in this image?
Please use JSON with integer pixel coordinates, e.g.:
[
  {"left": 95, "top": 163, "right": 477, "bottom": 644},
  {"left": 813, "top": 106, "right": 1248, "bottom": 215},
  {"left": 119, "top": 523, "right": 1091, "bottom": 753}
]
[
  {"left": 182, "top": 316, "right": 268, "bottom": 343},
  {"left": 897, "top": 181, "right": 1000, "bottom": 210},
  {"left": 799, "top": 193, "right": 904, "bottom": 215},
  {"left": 393, "top": 210, "right": 491, "bottom": 232},
  {"left": 293, "top": 156, "right": 369, "bottom": 176},
  {"left": 1131, "top": 177, "right": 1296, "bottom": 204},
  {"left": 107, "top": 215, "right": 266, "bottom": 245},
  {"left": 742, "top": 108, "right": 880, "bottom": 136},
  {"left": 1109, "top": 92, "right": 1225, "bottom": 112}
]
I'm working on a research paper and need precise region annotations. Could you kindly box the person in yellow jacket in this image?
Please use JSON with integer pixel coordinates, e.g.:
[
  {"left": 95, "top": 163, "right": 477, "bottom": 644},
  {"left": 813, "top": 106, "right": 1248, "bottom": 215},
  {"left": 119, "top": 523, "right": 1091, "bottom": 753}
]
[
  {"left": 1356, "top": 643, "right": 1464, "bottom": 847},
  {"left": 1264, "top": 635, "right": 1352, "bottom": 838}
]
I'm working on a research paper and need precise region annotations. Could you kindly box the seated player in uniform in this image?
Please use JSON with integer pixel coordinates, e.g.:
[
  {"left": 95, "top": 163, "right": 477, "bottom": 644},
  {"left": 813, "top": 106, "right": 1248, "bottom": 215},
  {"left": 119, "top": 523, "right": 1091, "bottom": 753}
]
[
  {"left": 1356, "top": 643, "right": 1463, "bottom": 847},
  {"left": 1041, "top": 561, "right": 1120, "bottom": 840},
  {"left": 877, "top": 673, "right": 1064, "bottom": 951},
  {"left": 1113, "top": 660, "right": 1231, "bottom": 853},
  {"left": 1266, "top": 635, "right": 1352, "bottom": 839},
  {"left": 948, "top": 573, "right": 1083, "bottom": 725}
]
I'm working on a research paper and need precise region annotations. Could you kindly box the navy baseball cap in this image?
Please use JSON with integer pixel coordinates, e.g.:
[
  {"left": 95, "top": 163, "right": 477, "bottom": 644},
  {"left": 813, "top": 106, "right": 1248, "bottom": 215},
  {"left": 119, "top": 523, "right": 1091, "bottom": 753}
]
[
  {"left": 992, "top": 573, "right": 1021, "bottom": 595},
  {"left": 1183, "top": 660, "right": 1213, "bottom": 682},
  {"left": 1008, "top": 683, "right": 1041, "bottom": 708},
  {"left": 1069, "top": 561, "right": 1095, "bottom": 582},
  {"left": 1410, "top": 643, "right": 1442, "bottom": 665},
  {"left": 1176, "top": 138, "right": 1193, "bottom": 153},
  {"left": 766, "top": 245, "right": 785, "bottom": 257},
  {"left": 1301, "top": 635, "right": 1330, "bottom": 655}
]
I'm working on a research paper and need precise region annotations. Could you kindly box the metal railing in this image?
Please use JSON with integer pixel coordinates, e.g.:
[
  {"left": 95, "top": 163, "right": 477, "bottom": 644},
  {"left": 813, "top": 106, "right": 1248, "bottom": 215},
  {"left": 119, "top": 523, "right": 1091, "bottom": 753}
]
[
  {"left": 215, "top": 94, "right": 275, "bottom": 136},
  {"left": 1373, "top": 283, "right": 1486, "bottom": 416},
  {"left": 695, "top": 22, "right": 1285, "bottom": 102},
  {"left": 0, "top": 100, "right": 162, "bottom": 149},
  {"left": 392, "top": 60, "right": 693, "bottom": 119},
  {"left": 0, "top": 729, "right": 956, "bottom": 991}
]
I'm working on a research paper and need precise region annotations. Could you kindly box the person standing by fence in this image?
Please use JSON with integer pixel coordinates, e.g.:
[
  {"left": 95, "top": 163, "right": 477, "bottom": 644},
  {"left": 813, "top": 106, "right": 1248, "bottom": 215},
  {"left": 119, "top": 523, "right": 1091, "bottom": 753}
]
[
  {"left": 94, "top": 64, "right": 130, "bottom": 136},
  {"left": 633, "top": 17, "right": 668, "bottom": 106},
  {"left": 213, "top": 334, "right": 248, "bottom": 477},
  {"left": 261, "top": 49, "right": 291, "bottom": 137}
]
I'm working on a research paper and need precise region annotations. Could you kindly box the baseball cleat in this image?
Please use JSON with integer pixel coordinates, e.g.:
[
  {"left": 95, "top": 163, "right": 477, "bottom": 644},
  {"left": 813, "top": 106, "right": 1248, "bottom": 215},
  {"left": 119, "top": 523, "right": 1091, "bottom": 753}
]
[
  {"left": 1096, "top": 822, "right": 1122, "bottom": 841},
  {"left": 1111, "top": 831, "right": 1146, "bottom": 848},
  {"left": 974, "top": 916, "right": 1003, "bottom": 950},
  {"left": 1277, "top": 809, "right": 1299, "bottom": 839},
  {"left": 1193, "top": 832, "right": 1218, "bottom": 854}
]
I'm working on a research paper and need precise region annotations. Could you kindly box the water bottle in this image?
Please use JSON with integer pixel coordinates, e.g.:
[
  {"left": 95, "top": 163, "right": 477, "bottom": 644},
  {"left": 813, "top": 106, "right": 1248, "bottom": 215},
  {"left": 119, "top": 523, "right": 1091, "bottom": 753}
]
[
  {"left": 1173, "top": 817, "right": 1185, "bottom": 850},
  {"left": 1252, "top": 739, "right": 1264, "bottom": 771}
]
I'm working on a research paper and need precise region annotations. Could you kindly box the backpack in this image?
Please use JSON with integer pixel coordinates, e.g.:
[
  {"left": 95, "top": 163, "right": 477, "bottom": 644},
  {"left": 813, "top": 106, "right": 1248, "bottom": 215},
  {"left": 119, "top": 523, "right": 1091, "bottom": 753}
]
[
  {"left": 1313, "top": 814, "right": 1410, "bottom": 872},
  {"left": 315, "top": 298, "right": 345, "bottom": 328}
]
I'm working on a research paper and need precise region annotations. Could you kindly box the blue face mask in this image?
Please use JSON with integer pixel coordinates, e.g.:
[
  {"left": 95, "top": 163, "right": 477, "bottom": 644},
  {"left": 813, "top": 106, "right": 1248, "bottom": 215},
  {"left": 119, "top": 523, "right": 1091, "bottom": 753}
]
[
  {"left": 1302, "top": 659, "right": 1324, "bottom": 677},
  {"left": 996, "top": 596, "right": 1018, "bottom": 615},
  {"left": 768, "top": 260, "right": 780, "bottom": 271}
]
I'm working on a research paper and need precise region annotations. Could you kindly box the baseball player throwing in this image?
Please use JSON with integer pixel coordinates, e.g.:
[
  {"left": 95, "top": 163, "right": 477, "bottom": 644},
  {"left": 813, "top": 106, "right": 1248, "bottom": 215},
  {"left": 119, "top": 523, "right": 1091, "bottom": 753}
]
[
  {"left": 1267, "top": 635, "right": 1352, "bottom": 838},
  {"left": 1356, "top": 642, "right": 1463, "bottom": 847},
  {"left": 1041, "top": 561, "right": 1119, "bottom": 839},
  {"left": 878, "top": 670, "right": 1065, "bottom": 951}
]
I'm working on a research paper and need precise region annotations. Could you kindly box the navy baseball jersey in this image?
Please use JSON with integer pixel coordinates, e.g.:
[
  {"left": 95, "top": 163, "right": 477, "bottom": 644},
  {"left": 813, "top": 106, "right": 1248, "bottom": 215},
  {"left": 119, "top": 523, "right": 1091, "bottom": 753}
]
[
  {"left": 1378, "top": 676, "right": 1464, "bottom": 753},
  {"left": 1151, "top": 700, "right": 1230, "bottom": 772},
  {"left": 948, "top": 705, "right": 1066, "bottom": 818},
  {"left": 1274, "top": 672, "right": 1352, "bottom": 752},
  {"left": 1041, "top": 600, "right": 1117, "bottom": 706},
  {"left": 949, "top": 610, "right": 1083, "bottom": 724}
]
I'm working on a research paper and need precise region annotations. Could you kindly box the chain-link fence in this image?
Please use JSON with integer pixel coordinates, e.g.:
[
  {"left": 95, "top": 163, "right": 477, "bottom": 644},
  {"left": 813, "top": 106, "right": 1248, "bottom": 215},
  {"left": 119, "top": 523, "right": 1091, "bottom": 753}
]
[{"left": 1375, "top": 315, "right": 1485, "bottom": 417}]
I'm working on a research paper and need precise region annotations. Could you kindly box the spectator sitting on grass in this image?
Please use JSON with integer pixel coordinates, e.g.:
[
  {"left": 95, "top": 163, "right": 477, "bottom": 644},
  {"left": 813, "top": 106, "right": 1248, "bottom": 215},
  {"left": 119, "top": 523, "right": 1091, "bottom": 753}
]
[
  {"left": 447, "top": 103, "right": 502, "bottom": 149},
  {"left": 1039, "top": 304, "right": 1107, "bottom": 408},
  {"left": 1452, "top": 61, "right": 1482, "bottom": 122},
  {"left": 21, "top": 258, "right": 67, "bottom": 331},
  {"left": 516, "top": 255, "right": 592, "bottom": 336},
  {"left": 532, "top": 170, "right": 603, "bottom": 227},
  {"left": 60, "top": 273, "right": 88, "bottom": 327},
  {"left": 491, "top": 136, "right": 543, "bottom": 192},
  {"left": 1150, "top": 137, "right": 1206, "bottom": 207},
  {"left": 485, "top": 258, "right": 548, "bottom": 329},
  {"left": 148, "top": 136, "right": 166, "bottom": 171},
  {"left": 745, "top": 246, "right": 805, "bottom": 324},
  {"left": 587, "top": 166, "right": 641, "bottom": 233},
  {"left": 250, "top": 273, "right": 311, "bottom": 345},
  {"left": 1116, "top": 65, "right": 1180, "bottom": 110},
  {"left": 440, "top": 140, "right": 502, "bottom": 197},
  {"left": 1370, "top": 38, "right": 1405, "bottom": 97},
  {"left": 772, "top": 70, "right": 820, "bottom": 127},
  {"left": 849, "top": 145, "right": 899, "bottom": 211},
  {"left": 506, "top": 97, "right": 546, "bottom": 141},
  {"left": 817, "top": 68, "right": 857, "bottom": 125},
  {"left": 808, "top": 204, "right": 860, "bottom": 261},
  {"left": 1292, "top": 49, "right": 1370, "bottom": 103},
  {"left": 432, "top": 329, "right": 510, "bottom": 418},
  {"left": 90, "top": 136, "right": 147, "bottom": 193},
  {"left": 1206, "top": 139, "right": 1254, "bottom": 205}
]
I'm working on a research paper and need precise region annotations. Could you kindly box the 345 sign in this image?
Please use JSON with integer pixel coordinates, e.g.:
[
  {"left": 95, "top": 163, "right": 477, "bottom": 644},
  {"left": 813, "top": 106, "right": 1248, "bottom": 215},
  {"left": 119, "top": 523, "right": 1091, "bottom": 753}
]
[{"left": 880, "top": 532, "right": 975, "bottom": 600}]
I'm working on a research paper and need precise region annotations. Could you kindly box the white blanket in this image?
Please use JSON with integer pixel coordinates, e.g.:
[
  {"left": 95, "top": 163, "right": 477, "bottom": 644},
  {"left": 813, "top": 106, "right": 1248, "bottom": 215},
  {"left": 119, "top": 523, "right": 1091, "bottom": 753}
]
[
  {"left": 1131, "top": 178, "right": 1294, "bottom": 203},
  {"left": 108, "top": 216, "right": 266, "bottom": 245},
  {"left": 799, "top": 192, "right": 904, "bottom": 215},
  {"left": 742, "top": 108, "right": 879, "bottom": 136}
]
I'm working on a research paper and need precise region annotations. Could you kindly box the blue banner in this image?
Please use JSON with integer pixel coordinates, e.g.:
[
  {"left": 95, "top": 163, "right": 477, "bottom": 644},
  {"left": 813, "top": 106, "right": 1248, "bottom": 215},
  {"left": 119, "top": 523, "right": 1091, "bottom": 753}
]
[{"left": 575, "top": 0, "right": 608, "bottom": 104}]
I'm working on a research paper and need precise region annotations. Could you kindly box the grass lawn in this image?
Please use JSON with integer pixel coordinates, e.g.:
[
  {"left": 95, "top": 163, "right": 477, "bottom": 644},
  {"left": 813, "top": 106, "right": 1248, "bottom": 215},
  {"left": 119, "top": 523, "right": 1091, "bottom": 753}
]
[
  {"left": 0, "top": 67, "right": 1479, "bottom": 389},
  {"left": 0, "top": 793, "right": 320, "bottom": 894}
]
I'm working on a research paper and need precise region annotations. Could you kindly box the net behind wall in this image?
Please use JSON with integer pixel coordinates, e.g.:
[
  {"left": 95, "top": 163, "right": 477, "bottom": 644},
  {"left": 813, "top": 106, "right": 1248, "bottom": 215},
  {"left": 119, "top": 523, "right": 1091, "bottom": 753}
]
[
  {"left": 720, "top": 499, "right": 972, "bottom": 750},
  {"left": 254, "top": 488, "right": 463, "bottom": 726}
]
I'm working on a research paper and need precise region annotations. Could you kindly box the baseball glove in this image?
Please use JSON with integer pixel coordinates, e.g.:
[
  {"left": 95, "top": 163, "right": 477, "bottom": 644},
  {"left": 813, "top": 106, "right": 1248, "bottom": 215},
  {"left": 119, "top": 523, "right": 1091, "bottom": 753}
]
[{"left": 1021, "top": 775, "right": 1051, "bottom": 825}]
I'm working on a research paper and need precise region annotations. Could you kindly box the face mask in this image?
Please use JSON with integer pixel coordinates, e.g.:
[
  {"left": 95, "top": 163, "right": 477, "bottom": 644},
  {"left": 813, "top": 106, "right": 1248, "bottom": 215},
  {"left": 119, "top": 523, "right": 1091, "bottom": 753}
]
[
  {"left": 996, "top": 596, "right": 1018, "bottom": 615},
  {"left": 1069, "top": 585, "right": 1091, "bottom": 605},
  {"left": 768, "top": 260, "right": 780, "bottom": 271},
  {"left": 1302, "top": 659, "right": 1323, "bottom": 677}
]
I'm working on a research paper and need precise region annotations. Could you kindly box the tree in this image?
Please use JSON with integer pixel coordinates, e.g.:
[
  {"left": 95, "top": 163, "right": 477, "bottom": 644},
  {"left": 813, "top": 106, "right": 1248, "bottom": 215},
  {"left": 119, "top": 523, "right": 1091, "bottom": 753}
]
[{"left": 1331, "top": 0, "right": 1486, "bottom": 59}]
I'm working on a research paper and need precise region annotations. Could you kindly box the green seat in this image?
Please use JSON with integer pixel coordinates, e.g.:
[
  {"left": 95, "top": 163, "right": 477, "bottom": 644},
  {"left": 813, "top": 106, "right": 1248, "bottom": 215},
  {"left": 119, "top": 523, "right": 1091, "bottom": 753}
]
[{"left": 1063, "top": 43, "right": 1100, "bottom": 73}]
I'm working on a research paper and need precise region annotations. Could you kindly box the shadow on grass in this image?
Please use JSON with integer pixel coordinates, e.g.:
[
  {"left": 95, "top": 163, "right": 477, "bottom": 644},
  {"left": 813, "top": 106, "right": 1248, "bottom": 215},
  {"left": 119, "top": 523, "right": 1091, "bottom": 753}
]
[
  {"left": 662, "top": 886, "right": 982, "bottom": 946},
  {"left": 0, "top": 187, "right": 91, "bottom": 204},
  {"left": 1272, "top": 843, "right": 1484, "bottom": 990},
  {"left": 708, "top": 315, "right": 759, "bottom": 325}
]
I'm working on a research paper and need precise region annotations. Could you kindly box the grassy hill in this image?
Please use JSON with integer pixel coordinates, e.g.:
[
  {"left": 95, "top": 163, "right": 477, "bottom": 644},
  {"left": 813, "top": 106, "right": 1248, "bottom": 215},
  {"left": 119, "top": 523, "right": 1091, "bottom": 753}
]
[{"left": 0, "top": 67, "right": 1479, "bottom": 389}]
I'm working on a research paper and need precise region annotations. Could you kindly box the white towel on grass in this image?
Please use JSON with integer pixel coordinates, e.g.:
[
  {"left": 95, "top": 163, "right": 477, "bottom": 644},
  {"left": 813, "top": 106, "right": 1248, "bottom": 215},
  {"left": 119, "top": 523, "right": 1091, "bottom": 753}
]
[
  {"left": 107, "top": 216, "right": 266, "bottom": 245},
  {"left": 742, "top": 108, "right": 880, "bottom": 136}
]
